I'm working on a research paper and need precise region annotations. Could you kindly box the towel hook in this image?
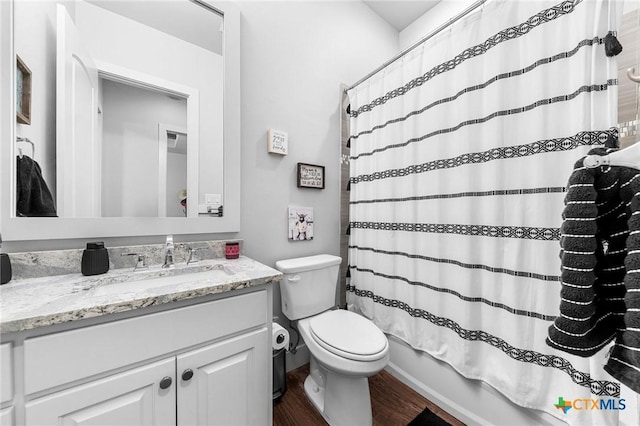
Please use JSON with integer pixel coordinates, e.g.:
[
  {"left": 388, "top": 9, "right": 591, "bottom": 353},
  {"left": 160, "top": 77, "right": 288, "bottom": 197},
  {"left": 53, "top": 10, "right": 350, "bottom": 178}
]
[
  {"left": 16, "top": 136, "right": 35, "bottom": 159},
  {"left": 628, "top": 67, "right": 640, "bottom": 84}
]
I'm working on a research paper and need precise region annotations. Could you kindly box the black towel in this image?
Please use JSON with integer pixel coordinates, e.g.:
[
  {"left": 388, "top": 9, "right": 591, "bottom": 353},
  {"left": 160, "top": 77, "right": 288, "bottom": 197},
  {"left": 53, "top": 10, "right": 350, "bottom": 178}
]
[{"left": 16, "top": 155, "right": 57, "bottom": 217}]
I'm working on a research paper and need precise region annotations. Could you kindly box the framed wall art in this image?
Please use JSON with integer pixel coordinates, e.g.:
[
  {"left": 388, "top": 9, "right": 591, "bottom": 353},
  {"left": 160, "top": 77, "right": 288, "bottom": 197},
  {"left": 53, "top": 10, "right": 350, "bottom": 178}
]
[
  {"left": 16, "top": 55, "right": 32, "bottom": 125},
  {"left": 267, "top": 128, "right": 288, "bottom": 155},
  {"left": 288, "top": 206, "right": 314, "bottom": 241},
  {"left": 297, "top": 163, "right": 324, "bottom": 189}
]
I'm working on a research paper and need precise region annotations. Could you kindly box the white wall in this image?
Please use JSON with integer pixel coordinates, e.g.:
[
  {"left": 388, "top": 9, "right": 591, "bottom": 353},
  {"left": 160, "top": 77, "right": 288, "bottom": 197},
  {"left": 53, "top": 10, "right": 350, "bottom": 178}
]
[{"left": 235, "top": 0, "right": 398, "bottom": 334}]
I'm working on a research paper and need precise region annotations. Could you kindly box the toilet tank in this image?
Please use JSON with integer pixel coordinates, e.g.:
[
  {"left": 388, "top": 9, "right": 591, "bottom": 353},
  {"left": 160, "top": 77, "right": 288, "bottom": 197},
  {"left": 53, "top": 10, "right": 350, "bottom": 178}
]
[{"left": 275, "top": 254, "right": 342, "bottom": 320}]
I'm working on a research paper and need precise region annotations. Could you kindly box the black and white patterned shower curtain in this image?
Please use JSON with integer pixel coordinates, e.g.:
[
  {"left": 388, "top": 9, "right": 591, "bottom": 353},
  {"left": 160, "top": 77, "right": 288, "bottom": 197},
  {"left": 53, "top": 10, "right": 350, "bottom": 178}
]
[{"left": 346, "top": 0, "right": 632, "bottom": 423}]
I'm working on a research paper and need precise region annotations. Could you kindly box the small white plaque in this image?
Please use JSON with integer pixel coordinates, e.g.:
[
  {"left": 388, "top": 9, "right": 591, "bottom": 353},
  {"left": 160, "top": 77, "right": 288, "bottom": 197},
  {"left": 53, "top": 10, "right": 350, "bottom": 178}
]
[{"left": 267, "top": 129, "right": 288, "bottom": 155}]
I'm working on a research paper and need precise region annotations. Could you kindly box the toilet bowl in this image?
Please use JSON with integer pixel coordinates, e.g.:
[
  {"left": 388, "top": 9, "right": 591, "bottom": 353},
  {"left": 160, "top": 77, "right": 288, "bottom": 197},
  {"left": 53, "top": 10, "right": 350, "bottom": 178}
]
[
  {"left": 275, "top": 255, "right": 389, "bottom": 426},
  {"left": 298, "top": 310, "right": 389, "bottom": 426},
  {"left": 301, "top": 309, "right": 388, "bottom": 375}
]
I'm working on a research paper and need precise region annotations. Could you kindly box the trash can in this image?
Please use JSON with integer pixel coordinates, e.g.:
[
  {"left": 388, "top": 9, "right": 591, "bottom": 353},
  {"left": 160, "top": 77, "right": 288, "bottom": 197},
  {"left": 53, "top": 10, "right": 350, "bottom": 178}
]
[{"left": 273, "top": 347, "right": 287, "bottom": 403}]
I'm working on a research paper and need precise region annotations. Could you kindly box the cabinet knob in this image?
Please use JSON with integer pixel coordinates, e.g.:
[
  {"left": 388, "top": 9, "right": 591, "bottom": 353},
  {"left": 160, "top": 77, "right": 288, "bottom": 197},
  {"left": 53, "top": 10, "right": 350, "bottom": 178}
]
[
  {"left": 182, "top": 368, "right": 194, "bottom": 381},
  {"left": 159, "top": 376, "right": 173, "bottom": 389}
]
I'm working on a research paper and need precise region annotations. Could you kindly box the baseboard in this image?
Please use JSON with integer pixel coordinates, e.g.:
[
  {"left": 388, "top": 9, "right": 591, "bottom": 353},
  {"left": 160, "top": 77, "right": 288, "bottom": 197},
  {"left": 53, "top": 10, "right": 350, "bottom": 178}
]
[{"left": 386, "top": 361, "right": 488, "bottom": 425}]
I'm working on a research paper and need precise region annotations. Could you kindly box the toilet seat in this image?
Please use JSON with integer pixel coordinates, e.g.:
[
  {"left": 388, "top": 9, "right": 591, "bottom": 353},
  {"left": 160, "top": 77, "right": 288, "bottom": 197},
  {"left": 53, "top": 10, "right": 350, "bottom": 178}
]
[{"left": 309, "top": 310, "right": 388, "bottom": 362}]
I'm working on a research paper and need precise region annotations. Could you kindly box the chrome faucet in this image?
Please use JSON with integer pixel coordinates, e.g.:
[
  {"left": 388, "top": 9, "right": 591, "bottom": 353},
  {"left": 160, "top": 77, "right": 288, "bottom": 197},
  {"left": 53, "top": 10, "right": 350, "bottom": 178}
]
[
  {"left": 163, "top": 235, "right": 175, "bottom": 269},
  {"left": 121, "top": 253, "right": 148, "bottom": 271},
  {"left": 187, "top": 246, "right": 203, "bottom": 265}
]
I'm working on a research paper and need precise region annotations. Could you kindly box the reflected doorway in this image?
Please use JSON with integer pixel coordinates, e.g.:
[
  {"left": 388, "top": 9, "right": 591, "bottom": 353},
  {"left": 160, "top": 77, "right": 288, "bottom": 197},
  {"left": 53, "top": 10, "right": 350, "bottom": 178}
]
[{"left": 101, "top": 79, "right": 187, "bottom": 217}]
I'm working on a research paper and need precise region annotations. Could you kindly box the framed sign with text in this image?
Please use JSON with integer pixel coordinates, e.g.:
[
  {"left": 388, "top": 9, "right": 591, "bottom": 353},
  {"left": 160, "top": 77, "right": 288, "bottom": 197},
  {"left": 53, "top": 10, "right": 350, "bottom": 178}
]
[
  {"left": 267, "top": 128, "right": 288, "bottom": 155},
  {"left": 297, "top": 163, "right": 325, "bottom": 189}
]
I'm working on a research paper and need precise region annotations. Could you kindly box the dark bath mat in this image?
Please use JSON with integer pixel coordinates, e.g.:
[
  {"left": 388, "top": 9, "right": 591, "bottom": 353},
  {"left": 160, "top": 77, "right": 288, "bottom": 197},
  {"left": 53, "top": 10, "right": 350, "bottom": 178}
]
[{"left": 408, "top": 406, "right": 452, "bottom": 426}]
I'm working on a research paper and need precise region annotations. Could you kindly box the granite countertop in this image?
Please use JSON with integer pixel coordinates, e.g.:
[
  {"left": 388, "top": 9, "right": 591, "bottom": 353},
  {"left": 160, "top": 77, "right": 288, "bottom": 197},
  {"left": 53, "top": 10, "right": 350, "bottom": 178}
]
[{"left": 0, "top": 256, "right": 282, "bottom": 334}]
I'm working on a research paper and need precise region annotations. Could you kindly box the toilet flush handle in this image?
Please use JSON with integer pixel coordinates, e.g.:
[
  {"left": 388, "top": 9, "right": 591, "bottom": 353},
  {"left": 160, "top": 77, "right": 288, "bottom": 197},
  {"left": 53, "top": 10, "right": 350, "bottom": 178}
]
[{"left": 288, "top": 275, "right": 301, "bottom": 282}]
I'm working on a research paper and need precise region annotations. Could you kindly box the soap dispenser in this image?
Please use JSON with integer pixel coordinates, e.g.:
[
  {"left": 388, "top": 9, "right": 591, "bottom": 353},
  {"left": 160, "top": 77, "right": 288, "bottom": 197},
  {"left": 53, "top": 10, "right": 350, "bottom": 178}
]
[
  {"left": 81, "top": 242, "right": 110, "bottom": 276},
  {"left": 0, "top": 233, "right": 11, "bottom": 284}
]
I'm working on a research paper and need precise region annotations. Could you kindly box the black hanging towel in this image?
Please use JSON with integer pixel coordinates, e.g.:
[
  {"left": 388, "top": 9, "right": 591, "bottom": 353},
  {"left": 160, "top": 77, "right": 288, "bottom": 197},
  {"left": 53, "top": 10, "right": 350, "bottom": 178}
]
[{"left": 16, "top": 155, "right": 57, "bottom": 217}]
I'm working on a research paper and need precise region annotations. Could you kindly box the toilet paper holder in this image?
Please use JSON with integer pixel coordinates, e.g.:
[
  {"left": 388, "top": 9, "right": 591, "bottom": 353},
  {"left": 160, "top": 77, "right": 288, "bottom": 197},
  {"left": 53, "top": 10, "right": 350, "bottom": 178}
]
[{"left": 272, "top": 322, "right": 290, "bottom": 351}]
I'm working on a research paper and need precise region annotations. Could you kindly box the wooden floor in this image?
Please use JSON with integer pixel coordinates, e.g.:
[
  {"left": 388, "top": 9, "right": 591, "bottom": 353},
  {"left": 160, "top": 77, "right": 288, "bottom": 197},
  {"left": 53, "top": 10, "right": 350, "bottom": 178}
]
[{"left": 273, "top": 364, "right": 465, "bottom": 426}]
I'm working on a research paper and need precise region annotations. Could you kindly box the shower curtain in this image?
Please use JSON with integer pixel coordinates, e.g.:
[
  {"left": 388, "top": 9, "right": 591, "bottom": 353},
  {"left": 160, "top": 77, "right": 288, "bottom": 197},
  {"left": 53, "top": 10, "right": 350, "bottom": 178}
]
[{"left": 346, "top": 0, "right": 630, "bottom": 423}]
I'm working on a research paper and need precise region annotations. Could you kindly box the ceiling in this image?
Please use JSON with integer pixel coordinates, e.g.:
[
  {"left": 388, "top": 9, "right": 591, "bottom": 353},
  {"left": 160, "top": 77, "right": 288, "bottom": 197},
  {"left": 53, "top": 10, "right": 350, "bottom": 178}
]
[{"left": 363, "top": 0, "right": 441, "bottom": 32}]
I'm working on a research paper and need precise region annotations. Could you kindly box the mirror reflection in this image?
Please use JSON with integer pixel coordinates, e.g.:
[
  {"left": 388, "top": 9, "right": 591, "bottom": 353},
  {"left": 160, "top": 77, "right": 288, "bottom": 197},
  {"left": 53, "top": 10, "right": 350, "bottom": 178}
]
[
  {"left": 100, "top": 80, "right": 188, "bottom": 218},
  {"left": 14, "top": 0, "right": 224, "bottom": 219}
]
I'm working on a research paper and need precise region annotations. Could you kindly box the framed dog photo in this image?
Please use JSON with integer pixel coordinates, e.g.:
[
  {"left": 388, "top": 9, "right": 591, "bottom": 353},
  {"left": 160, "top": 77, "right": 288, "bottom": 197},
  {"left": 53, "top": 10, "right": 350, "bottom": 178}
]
[
  {"left": 288, "top": 206, "right": 314, "bottom": 241},
  {"left": 297, "top": 163, "right": 324, "bottom": 189}
]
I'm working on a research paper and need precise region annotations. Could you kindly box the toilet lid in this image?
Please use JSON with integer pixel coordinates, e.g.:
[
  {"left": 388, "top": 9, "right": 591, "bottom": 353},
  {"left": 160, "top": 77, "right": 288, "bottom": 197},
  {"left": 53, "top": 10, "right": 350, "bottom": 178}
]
[{"left": 309, "top": 310, "right": 387, "bottom": 361}]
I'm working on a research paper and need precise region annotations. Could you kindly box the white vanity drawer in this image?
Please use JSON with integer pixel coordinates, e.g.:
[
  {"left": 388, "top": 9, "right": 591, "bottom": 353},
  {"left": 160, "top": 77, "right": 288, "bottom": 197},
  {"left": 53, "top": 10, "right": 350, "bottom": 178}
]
[
  {"left": 0, "top": 343, "right": 12, "bottom": 404},
  {"left": 24, "top": 290, "right": 267, "bottom": 396}
]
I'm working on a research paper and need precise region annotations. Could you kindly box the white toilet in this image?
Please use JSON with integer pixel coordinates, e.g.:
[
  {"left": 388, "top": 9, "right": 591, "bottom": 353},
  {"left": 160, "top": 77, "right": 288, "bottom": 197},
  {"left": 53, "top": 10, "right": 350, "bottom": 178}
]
[{"left": 275, "top": 254, "right": 389, "bottom": 426}]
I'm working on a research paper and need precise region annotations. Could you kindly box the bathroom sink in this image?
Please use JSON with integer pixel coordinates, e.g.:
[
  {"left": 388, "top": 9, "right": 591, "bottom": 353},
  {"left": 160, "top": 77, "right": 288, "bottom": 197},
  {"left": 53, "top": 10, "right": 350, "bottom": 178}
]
[{"left": 83, "top": 262, "right": 237, "bottom": 298}]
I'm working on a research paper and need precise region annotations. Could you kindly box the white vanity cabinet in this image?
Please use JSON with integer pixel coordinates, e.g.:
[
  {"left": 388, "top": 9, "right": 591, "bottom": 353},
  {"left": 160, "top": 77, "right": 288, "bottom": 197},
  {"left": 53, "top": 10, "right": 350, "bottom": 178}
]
[
  {"left": 0, "top": 343, "right": 14, "bottom": 426},
  {"left": 5, "top": 287, "right": 272, "bottom": 426},
  {"left": 26, "top": 358, "right": 176, "bottom": 426},
  {"left": 177, "top": 329, "right": 269, "bottom": 425}
]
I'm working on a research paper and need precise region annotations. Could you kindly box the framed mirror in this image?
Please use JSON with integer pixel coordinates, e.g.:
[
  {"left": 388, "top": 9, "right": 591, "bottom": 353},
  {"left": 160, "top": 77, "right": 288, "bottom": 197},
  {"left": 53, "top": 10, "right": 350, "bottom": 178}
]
[{"left": 0, "top": 0, "right": 240, "bottom": 241}]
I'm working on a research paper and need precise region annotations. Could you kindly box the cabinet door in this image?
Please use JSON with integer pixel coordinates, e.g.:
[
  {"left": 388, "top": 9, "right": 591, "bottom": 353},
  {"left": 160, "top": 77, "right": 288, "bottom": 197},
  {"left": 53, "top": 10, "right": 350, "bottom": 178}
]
[
  {"left": 26, "top": 358, "right": 176, "bottom": 426},
  {"left": 177, "top": 328, "right": 269, "bottom": 426},
  {"left": 1, "top": 343, "right": 12, "bottom": 404},
  {"left": 0, "top": 407, "right": 14, "bottom": 426}
]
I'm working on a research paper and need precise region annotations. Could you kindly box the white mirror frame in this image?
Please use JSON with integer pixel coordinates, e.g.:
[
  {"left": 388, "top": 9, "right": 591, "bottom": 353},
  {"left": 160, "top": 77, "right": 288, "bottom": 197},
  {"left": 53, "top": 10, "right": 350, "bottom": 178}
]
[{"left": 0, "top": 0, "right": 241, "bottom": 241}]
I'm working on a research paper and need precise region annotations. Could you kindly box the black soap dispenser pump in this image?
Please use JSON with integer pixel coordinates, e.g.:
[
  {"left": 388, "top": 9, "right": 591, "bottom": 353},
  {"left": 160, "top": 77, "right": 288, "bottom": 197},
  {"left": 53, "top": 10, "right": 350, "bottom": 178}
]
[
  {"left": 81, "top": 242, "right": 110, "bottom": 276},
  {"left": 0, "top": 233, "right": 11, "bottom": 285}
]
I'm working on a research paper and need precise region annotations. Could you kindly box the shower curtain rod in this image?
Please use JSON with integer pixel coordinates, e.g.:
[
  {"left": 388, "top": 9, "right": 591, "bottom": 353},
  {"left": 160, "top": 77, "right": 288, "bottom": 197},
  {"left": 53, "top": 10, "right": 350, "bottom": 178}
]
[{"left": 346, "top": 0, "right": 488, "bottom": 92}]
